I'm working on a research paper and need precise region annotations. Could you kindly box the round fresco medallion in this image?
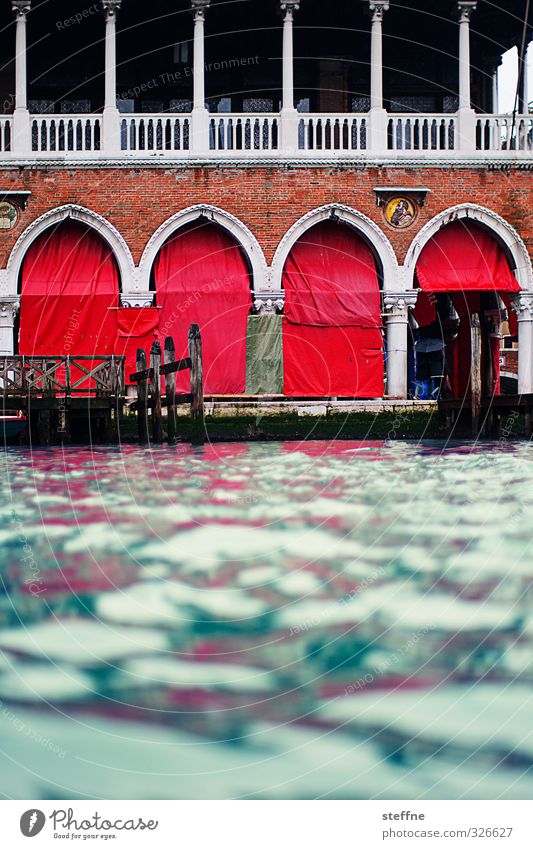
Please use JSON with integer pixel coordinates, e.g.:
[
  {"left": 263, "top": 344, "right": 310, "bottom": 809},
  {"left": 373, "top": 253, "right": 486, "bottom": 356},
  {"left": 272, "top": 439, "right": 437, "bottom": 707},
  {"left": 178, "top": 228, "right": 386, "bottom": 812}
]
[
  {"left": 384, "top": 196, "right": 417, "bottom": 229},
  {"left": 0, "top": 201, "right": 18, "bottom": 230}
]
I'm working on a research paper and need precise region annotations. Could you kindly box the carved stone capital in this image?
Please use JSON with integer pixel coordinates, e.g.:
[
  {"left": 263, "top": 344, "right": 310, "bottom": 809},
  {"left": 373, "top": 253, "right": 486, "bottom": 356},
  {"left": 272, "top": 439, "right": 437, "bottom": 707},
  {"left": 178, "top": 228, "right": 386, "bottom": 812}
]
[
  {"left": 11, "top": 0, "right": 31, "bottom": 20},
  {"left": 280, "top": 0, "right": 300, "bottom": 21},
  {"left": 510, "top": 292, "right": 533, "bottom": 319},
  {"left": 383, "top": 291, "right": 418, "bottom": 315},
  {"left": 121, "top": 294, "right": 155, "bottom": 308},
  {"left": 369, "top": 1, "right": 389, "bottom": 23},
  {"left": 0, "top": 299, "right": 20, "bottom": 324},
  {"left": 101, "top": 0, "right": 122, "bottom": 22},
  {"left": 191, "top": 0, "right": 211, "bottom": 21},
  {"left": 254, "top": 294, "right": 285, "bottom": 315},
  {"left": 457, "top": 1, "right": 477, "bottom": 24}
]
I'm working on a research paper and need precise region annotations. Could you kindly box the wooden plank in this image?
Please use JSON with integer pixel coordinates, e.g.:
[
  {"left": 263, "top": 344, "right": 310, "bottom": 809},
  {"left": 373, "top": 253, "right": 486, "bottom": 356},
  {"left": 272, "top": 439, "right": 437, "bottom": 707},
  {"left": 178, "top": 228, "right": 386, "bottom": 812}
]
[
  {"left": 470, "top": 313, "right": 482, "bottom": 438},
  {"left": 188, "top": 323, "right": 205, "bottom": 446},
  {"left": 160, "top": 357, "right": 191, "bottom": 376},
  {"left": 37, "top": 358, "right": 53, "bottom": 445},
  {"left": 130, "top": 394, "right": 192, "bottom": 413},
  {"left": 130, "top": 367, "right": 154, "bottom": 383},
  {"left": 150, "top": 340, "right": 163, "bottom": 444},
  {"left": 136, "top": 348, "right": 149, "bottom": 444},
  {"left": 164, "top": 337, "right": 177, "bottom": 444}
]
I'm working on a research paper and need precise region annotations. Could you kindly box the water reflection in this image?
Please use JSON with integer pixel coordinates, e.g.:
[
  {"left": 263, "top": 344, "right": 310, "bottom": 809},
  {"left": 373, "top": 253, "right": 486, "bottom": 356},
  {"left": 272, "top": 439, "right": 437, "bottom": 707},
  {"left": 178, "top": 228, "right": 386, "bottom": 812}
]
[{"left": 0, "top": 441, "right": 532, "bottom": 799}]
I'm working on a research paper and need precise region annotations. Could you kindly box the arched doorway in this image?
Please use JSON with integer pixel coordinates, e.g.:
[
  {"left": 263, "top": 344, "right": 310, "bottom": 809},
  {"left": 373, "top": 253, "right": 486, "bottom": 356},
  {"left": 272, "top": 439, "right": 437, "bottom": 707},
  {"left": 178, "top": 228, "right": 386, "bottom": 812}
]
[
  {"left": 152, "top": 220, "right": 253, "bottom": 394},
  {"left": 282, "top": 220, "right": 383, "bottom": 397},
  {"left": 18, "top": 220, "right": 120, "bottom": 356},
  {"left": 412, "top": 220, "right": 520, "bottom": 399}
]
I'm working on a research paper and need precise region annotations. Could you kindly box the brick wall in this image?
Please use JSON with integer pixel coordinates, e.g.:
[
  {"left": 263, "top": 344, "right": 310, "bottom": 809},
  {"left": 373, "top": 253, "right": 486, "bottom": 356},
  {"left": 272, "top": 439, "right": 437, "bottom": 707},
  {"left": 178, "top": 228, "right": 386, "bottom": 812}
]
[{"left": 0, "top": 164, "right": 531, "bottom": 269}]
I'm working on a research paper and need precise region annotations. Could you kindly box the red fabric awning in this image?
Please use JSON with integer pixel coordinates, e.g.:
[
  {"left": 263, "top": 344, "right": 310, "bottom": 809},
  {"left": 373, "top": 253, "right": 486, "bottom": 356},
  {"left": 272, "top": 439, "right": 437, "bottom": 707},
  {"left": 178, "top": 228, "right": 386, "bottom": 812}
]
[
  {"left": 19, "top": 222, "right": 119, "bottom": 357},
  {"left": 282, "top": 221, "right": 383, "bottom": 397},
  {"left": 116, "top": 307, "right": 160, "bottom": 383},
  {"left": 283, "top": 221, "right": 382, "bottom": 327},
  {"left": 417, "top": 221, "right": 520, "bottom": 293},
  {"left": 283, "top": 324, "right": 384, "bottom": 397},
  {"left": 153, "top": 222, "right": 252, "bottom": 394}
]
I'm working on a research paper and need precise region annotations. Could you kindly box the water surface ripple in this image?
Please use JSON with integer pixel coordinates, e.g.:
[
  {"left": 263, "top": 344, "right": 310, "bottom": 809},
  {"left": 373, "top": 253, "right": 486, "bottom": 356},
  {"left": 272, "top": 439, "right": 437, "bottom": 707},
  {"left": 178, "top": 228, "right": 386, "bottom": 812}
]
[{"left": 1, "top": 440, "right": 532, "bottom": 800}]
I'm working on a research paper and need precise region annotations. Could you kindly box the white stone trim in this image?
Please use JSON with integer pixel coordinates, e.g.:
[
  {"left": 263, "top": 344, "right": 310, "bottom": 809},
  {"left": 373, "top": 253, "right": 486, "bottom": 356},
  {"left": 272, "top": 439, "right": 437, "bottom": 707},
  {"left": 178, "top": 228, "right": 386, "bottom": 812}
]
[
  {"left": 270, "top": 203, "right": 400, "bottom": 292},
  {"left": 404, "top": 204, "right": 533, "bottom": 293},
  {"left": 137, "top": 204, "right": 268, "bottom": 292},
  {"left": 5, "top": 204, "right": 135, "bottom": 296}
]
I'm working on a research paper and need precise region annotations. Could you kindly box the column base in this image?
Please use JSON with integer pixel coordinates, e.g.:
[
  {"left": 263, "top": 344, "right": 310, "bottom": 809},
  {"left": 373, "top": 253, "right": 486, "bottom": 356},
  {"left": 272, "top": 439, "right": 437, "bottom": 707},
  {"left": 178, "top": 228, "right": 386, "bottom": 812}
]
[
  {"left": 191, "top": 108, "right": 210, "bottom": 155},
  {"left": 368, "top": 107, "right": 388, "bottom": 155},
  {"left": 457, "top": 107, "right": 477, "bottom": 153},
  {"left": 103, "top": 107, "right": 121, "bottom": 156},
  {"left": 12, "top": 109, "right": 31, "bottom": 156},
  {"left": 280, "top": 108, "right": 299, "bottom": 155}
]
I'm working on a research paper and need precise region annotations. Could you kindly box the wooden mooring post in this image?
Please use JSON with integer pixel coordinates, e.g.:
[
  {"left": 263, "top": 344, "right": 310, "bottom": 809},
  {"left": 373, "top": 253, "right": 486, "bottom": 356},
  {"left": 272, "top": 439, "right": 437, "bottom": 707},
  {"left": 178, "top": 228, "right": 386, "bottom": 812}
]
[
  {"left": 130, "top": 324, "right": 204, "bottom": 445},
  {"left": 164, "top": 336, "right": 177, "bottom": 444},
  {"left": 189, "top": 323, "right": 204, "bottom": 446},
  {"left": 150, "top": 341, "right": 163, "bottom": 444},
  {"left": 470, "top": 313, "right": 482, "bottom": 439},
  {"left": 136, "top": 348, "right": 149, "bottom": 444}
]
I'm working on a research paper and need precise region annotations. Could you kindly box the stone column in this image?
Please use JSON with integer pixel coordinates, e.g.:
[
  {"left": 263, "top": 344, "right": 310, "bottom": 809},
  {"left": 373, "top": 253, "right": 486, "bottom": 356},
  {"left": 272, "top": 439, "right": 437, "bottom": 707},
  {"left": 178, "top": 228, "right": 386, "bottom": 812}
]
[
  {"left": 102, "top": 0, "right": 122, "bottom": 154},
  {"left": 368, "top": 2, "right": 389, "bottom": 154},
  {"left": 0, "top": 300, "right": 20, "bottom": 355},
  {"left": 279, "top": 1, "right": 300, "bottom": 153},
  {"left": 457, "top": 1, "right": 477, "bottom": 152},
  {"left": 511, "top": 293, "right": 533, "bottom": 395},
  {"left": 11, "top": 1, "right": 31, "bottom": 154},
  {"left": 383, "top": 292, "right": 418, "bottom": 398},
  {"left": 191, "top": 0, "right": 211, "bottom": 154}
]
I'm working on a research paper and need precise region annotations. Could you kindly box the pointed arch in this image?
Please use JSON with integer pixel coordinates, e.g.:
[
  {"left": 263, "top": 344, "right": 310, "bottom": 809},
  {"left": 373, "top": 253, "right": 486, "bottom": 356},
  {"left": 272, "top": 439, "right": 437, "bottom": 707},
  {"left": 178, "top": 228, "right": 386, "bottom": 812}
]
[
  {"left": 6, "top": 205, "right": 135, "bottom": 295},
  {"left": 271, "top": 204, "right": 400, "bottom": 292},
  {"left": 404, "top": 204, "right": 533, "bottom": 292},
  {"left": 138, "top": 205, "right": 267, "bottom": 291}
]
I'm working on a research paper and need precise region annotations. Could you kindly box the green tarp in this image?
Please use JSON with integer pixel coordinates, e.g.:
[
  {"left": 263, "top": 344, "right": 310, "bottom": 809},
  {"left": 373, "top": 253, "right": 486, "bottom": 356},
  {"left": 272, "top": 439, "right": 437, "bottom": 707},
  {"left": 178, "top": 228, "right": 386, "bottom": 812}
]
[{"left": 246, "top": 314, "right": 283, "bottom": 395}]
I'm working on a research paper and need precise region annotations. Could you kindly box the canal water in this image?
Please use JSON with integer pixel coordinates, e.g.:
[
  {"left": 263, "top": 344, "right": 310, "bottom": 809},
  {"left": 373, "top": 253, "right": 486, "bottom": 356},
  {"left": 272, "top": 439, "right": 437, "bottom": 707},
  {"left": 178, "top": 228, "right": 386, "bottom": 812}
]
[{"left": 1, "top": 440, "right": 532, "bottom": 800}]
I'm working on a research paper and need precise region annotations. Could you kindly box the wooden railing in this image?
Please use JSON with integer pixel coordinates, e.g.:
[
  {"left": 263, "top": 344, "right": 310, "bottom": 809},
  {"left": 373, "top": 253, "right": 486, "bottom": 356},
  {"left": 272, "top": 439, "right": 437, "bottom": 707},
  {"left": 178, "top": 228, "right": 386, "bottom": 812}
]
[{"left": 0, "top": 355, "right": 124, "bottom": 396}]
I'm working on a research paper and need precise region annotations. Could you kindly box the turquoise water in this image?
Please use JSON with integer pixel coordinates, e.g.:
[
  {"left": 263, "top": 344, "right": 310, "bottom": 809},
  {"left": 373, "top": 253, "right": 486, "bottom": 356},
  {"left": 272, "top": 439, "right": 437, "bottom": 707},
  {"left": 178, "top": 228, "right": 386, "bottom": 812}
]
[{"left": 1, "top": 440, "right": 533, "bottom": 800}]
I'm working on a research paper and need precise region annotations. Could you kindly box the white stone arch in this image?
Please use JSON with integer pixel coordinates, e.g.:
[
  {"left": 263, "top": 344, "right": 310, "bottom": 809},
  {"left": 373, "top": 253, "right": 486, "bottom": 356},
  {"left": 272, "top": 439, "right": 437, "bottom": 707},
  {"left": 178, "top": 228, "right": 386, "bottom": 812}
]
[
  {"left": 270, "top": 204, "right": 401, "bottom": 292},
  {"left": 137, "top": 205, "right": 268, "bottom": 292},
  {"left": 404, "top": 203, "right": 533, "bottom": 292},
  {"left": 6, "top": 204, "right": 135, "bottom": 296}
]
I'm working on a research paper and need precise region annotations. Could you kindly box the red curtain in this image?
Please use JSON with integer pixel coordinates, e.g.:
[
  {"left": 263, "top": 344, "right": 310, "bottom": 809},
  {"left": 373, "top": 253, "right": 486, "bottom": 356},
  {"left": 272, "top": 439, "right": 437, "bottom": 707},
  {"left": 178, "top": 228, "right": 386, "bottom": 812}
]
[
  {"left": 19, "top": 221, "right": 119, "bottom": 356},
  {"left": 417, "top": 221, "right": 520, "bottom": 293},
  {"left": 282, "top": 221, "right": 383, "bottom": 397},
  {"left": 153, "top": 223, "right": 252, "bottom": 394},
  {"left": 116, "top": 308, "right": 160, "bottom": 384}
]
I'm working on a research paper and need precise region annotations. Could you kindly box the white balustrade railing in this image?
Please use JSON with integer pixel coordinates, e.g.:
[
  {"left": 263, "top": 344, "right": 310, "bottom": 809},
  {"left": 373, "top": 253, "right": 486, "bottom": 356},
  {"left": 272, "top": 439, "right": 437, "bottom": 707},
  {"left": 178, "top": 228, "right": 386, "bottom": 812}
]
[
  {"left": 476, "top": 114, "right": 533, "bottom": 152},
  {"left": 0, "top": 112, "right": 530, "bottom": 159},
  {"left": 31, "top": 115, "right": 102, "bottom": 153},
  {"left": 209, "top": 115, "right": 278, "bottom": 152},
  {"left": 0, "top": 117, "right": 12, "bottom": 152},
  {"left": 387, "top": 114, "right": 456, "bottom": 152},
  {"left": 298, "top": 114, "right": 367, "bottom": 152},
  {"left": 121, "top": 114, "right": 190, "bottom": 153}
]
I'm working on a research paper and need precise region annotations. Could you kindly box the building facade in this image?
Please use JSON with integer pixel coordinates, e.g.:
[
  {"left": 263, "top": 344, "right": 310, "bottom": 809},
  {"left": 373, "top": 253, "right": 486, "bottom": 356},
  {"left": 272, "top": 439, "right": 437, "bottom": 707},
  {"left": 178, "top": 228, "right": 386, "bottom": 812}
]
[{"left": 0, "top": 0, "right": 532, "bottom": 398}]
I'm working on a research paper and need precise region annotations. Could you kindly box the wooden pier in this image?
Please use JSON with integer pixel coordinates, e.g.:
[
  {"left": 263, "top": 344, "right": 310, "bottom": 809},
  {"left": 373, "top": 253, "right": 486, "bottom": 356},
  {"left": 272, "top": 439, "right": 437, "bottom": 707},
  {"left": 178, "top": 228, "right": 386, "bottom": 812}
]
[
  {"left": 1, "top": 324, "right": 205, "bottom": 446},
  {"left": 0, "top": 354, "right": 124, "bottom": 444}
]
